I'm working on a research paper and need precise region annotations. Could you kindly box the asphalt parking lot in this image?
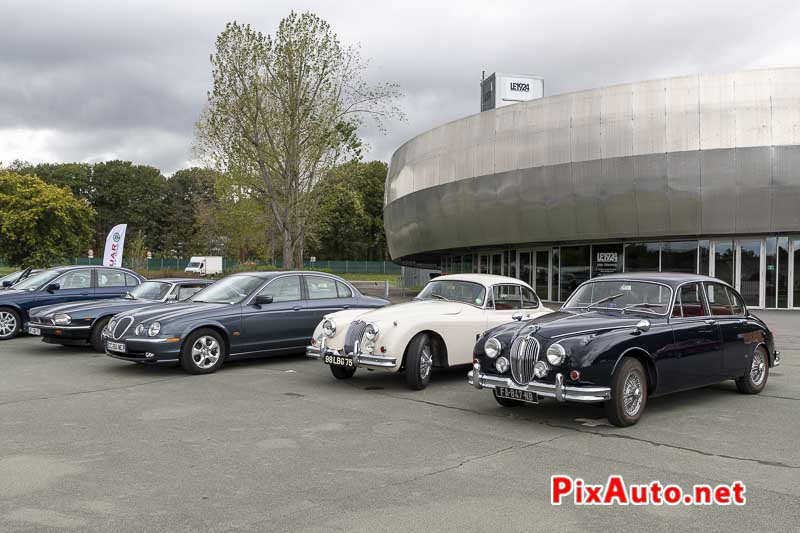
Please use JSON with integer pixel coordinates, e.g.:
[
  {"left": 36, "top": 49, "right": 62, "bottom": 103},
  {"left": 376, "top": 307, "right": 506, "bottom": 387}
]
[{"left": 1, "top": 311, "right": 799, "bottom": 532}]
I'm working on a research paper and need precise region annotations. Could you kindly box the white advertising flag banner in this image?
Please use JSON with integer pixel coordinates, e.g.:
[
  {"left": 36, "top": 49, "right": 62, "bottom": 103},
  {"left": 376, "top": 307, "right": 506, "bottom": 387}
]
[{"left": 102, "top": 224, "right": 128, "bottom": 267}]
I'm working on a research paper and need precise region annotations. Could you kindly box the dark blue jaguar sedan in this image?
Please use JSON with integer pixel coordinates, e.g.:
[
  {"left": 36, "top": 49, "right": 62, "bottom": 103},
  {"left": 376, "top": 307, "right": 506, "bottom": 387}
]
[
  {"left": 0, "top": 266, "right": 144, "bottom": 340},
  {"left": 103, "top": 271, "right": 389, "bottom": 374},
  {"left": 27, "top": 278, "right": 212, "bottom": 351}
]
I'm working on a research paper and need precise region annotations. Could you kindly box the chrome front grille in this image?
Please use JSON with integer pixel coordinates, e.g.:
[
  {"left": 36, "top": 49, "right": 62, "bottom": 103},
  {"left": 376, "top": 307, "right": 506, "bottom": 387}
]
[
  {"left": 344, "top": 320, "right": 369, "bottom": 355},
  {"left": 510, "top": 335, "right": 540, "bottom": 386},
  {"left": 112, "top": 316, "right": 134, "bottom": 339}
]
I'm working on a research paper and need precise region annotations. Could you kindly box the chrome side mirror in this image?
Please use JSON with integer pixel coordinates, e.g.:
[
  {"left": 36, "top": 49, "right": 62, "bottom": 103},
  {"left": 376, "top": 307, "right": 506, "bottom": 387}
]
[
  {"left": 512, "top": 312, "right": 523, "bottom": 322},
  {"left": 635, "top": 319, "right": 651, "bottom": 333}
]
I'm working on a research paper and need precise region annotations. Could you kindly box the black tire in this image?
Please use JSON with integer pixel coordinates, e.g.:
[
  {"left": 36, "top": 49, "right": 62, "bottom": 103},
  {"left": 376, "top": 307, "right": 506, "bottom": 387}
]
[
  {"left": 493, "top": 390, "right": 523, "bottom": 407},
  {"left": 0, "top": 308, "right": 21, "bottom": 340},
  {"left": 180, "top": 328, "right": 226, "bottom": 375},
  {"left": 404, "top": 333, "right": 434, "bottom": 390},
  {"left": 329, "top": 364, "right": 356, "bottom": 380},
  {"left": 735, "top": 345, "right": 769, "bottom": 394},
  {"left": 605, "top": 357, "right": 647, "bottom": 427},
  {"left": 90, "top": 317, "right": 111, "bottom": 352}
]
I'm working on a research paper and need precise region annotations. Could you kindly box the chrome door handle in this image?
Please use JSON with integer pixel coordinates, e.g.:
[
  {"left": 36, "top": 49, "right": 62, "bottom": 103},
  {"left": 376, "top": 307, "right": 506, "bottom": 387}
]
[
  {"left": 704, "top": 319, "right": 716, "bottom": 325},
  {"left": 292, "top": 306, "right": 302, "bottom": 311}
]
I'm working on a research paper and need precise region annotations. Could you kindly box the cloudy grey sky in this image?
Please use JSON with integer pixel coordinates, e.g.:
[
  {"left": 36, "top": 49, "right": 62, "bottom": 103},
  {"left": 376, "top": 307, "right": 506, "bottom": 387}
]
[{"left": 2, "top": 0, "right": 799, "bottom": 174}]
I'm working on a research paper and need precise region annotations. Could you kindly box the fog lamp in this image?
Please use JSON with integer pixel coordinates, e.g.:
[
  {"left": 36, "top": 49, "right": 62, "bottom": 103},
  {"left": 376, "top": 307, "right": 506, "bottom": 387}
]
[
  {"left": 495, "top": 356, "right": 510, "bottom": 373},
  {"left": 534, "top": 361, "right": 549, "bottom": 379}
]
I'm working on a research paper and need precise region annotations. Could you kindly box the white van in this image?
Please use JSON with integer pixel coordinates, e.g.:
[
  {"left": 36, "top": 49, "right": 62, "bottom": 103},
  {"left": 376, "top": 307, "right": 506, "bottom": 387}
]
[{"left": 184, "top": 256, "right": 223, "bottom": 276}]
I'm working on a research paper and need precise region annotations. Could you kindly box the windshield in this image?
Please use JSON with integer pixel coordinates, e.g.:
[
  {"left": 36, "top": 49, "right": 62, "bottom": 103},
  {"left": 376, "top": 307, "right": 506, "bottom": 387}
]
[
  {"left": 187, "top": 262, "right": 202, "bottom": 268},
  {"left": 127, "top": 281, "right": 172, "bottom": 301},
  {"left": 416, "top": 279, "right": 486, "bottom": 307},
  {"left": 12, "top": 269, "right": 61, "bottom": 291},
  {"left": 189, "top": 275, "right": 263, "bottom": 304},
  {"left": 564, "top": 280, "right": 673, "bottom": 315},
  {"left": 0, "top": 271, "right": 21, "bottom": 284}
]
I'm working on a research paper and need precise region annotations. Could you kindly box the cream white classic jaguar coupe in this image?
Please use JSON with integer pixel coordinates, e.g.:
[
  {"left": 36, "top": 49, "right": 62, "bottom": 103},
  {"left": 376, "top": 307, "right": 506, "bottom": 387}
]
[{"left": 306, "top": 274, "right": 550, "bottom": 389}]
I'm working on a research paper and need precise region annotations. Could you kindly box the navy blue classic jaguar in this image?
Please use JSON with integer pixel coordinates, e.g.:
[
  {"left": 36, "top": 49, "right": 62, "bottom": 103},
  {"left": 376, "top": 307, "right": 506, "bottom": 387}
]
[
  {"left": 27, "top": 278, "right": 213, "bottom": 351},
  {"left": 469, "top": 273, "right": 779, "bottom": 427},
  {"left": 103, "top": 271, "right": 389, "bottom": 374},
  {"left": 0, "top": 266, "right": 144, "bottom": 341}
]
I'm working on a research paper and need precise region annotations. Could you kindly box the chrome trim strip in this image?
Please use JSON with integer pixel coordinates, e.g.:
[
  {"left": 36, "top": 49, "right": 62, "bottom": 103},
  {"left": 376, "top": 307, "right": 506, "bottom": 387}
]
[
  {"left": 26, "top": 323, "right": 91, "bottom": 331},
  {"left": 469, "top": 370, "right": 611, "bottom": 403}
]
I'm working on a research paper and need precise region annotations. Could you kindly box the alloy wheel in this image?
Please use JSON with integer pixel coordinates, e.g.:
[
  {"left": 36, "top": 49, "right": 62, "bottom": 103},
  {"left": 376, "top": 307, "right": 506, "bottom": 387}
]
[
  {"left": 419, "top": 345, "right": 433, "bottom": 380},
  {"left": 191, "top": 336, "right": 221, "bottom": 370},
  {"left": 0, "top": 312, "right": 16, "bottom": 337},
  {"left": 750, "top": 348, "right": 766, "bottom": 386}
]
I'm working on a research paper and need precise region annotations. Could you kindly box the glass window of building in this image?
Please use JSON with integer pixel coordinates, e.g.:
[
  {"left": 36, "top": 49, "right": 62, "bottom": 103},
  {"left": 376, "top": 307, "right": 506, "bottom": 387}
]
[
  {"left": 559, "top": 246, "right": 590, "bottom": 302},
  {"left": 491, "top": 253, "right": 502, "bottom": 275},
  {"left": 535, "top": 250, "right": 549, "bottom": 299},
  {"left": 793, "top": 239, "right": 800, "bottom": 307},
  {"left": 713, "top": 241, "right": 735, "bottom": 285},
  {"left": 766, "top": 238, "right": 777, "bottom": 308},
  {"left": 591, "top": 244, "right": 623, "bottom": 277},
  {"left": 739, "top": 240, "right": 761, "bottom": 307},
  {"left": 661, "top": 241, "right": 698, "bottom": 273},
  {"left": 505, "top": 250, "right": 516, "bottom": 278},
  {"left": 479, "top": 255, "right": 489, "bottom": 274},
  {"left": 519, "top": 252, "right": 532, "bottom": 285},
  {"left": 624, "top": 243, "right": 660, "bottom": 272},
  {"left": 551, "top": 248, "right": 560, "bottom": 301},
  {"left": 778, "top": 237, "right": 789, "bottom": 308},
  {"left": 698, "top": 240, "right": 710, "bottom": 275}
]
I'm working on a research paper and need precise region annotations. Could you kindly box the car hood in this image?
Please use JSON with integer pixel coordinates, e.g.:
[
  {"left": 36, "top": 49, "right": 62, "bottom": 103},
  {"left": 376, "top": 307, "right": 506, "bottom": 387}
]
[
  {"left": 30, "top": 298, "right": 156, "bottom": 317},
  {"left": 0, "top": 289, "right": 32, "bottom": 300},
  {"left": 115, "top": 301, "right": 232, "bottom": 323},
  {"left": 517, "top": 310, "right": 654, "bottom": 340},
  {"left": 342, "top": 300, "right": 469, "bottom": 323}
]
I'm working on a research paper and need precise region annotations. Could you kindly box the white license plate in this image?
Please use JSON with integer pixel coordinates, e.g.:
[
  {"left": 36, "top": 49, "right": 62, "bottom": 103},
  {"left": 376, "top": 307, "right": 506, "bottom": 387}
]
[
  {"left": 324, "top": 354, "right": 354, "bottom": 368},
  {"left": 27, "top": 326, "right": 41, "bottom": 336},
  {"left": 495, "top": 387, "right": 539, "bottom": 404},
  {"left": 106, "top": 341, "right": 126, "bottom": 353}
]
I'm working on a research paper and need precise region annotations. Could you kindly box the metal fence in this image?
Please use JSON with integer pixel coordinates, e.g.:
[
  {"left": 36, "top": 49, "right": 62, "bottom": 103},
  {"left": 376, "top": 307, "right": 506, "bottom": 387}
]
[{"left": 55, "top": 258, "right": 403, "bottom": 274}]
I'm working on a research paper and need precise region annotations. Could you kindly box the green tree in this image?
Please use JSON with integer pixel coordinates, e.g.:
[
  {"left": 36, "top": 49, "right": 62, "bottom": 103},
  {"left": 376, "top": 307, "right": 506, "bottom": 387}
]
[
  {"left": 196, "top": 13, "right": 403, "bottom": 268},
  {"left": 0, "top": 169, "right": 94, "bottom": 267},
  {"left": 162, "top": 167, "right": 221, "bottom": 257},
  {"left": 308, "top": 160, "right": 389, "bottom": 260}
]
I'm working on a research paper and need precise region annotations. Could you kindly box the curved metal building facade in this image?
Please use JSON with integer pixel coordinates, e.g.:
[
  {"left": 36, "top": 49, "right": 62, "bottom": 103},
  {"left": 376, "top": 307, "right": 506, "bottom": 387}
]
[{"left": 385, "top": 68, "right": 800, "bottom": 308}]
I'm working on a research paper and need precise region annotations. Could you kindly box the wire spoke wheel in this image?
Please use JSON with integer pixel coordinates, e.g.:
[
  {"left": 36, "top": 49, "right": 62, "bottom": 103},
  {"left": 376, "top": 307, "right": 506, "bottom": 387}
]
[
  {"left": 419, "top": 345, "right": 433, "bottom": 380},
  {"left": 750, "top": 348, "right": 766, "bottom": 386},
  {"left": 622, "top": 372, "right": 643, "bottom": 417}
]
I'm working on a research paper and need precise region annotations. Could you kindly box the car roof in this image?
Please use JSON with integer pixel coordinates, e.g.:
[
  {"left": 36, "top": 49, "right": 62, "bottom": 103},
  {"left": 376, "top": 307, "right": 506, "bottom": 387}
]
[
  {"left": 149, "top": 278, "right": 214, "bottom": 283},
  {"left": 588, "top": 272, "right": 731, "bottom": 288},
  {"left": 228, "top": 270, "right": 346, "bottom": 280},
  {"left": 432, "top": 273, "right": 534, "bottom": 289}
]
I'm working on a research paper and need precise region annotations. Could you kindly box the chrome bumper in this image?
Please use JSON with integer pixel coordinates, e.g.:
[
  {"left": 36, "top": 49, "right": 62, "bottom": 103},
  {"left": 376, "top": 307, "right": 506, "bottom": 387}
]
[
  {"left": 468, "top": 362, "right": 611, "bottom": 403},
  {"left": 306, "top": 339, "right": 397, "bottom": 369}
]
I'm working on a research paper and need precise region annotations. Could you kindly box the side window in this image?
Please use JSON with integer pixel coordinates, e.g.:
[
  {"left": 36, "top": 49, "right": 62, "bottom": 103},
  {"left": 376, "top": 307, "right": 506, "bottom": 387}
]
[
  {"left": 125, "top": 274, "right": 140, "bottom": 287},
  {"left": 521, "top": 287, "right": 539, "bottom": 309},
  {"left": 98, "top": 269, "right": 127, "bottom": 288},
  {"left": 673, "top": 283, "right": 707, "bottom": 318},
  {"left": 178, "top": 284, "right": 207, "bottom": 300},
  {"left": 705, "top": 283, "right": 734, "bottom": 316},
  {"left": 336, "top": 281, "right": 353, "bottom": 298},
  {"left": 726, "top": 287, "right": 745, "bottom": 315},
  {"left": 306, "top": 275, "right": 338, "bottom": 300},
  {"left": 492, "top": 285, "right": 522, "bottom": 310},
  {"left": 55, "top": 270, "right": 92, "bottom": 290},
  {"left": 259, "top": 275, "right": 301, "bottom": 303}
]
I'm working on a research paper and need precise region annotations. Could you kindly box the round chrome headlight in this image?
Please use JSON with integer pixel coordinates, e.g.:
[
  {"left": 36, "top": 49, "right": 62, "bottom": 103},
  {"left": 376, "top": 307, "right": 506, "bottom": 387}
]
[
  {"left": 135, "top": 324, "right": 145, "bottom": 336},
  {"left": 484, "top": 337, "right": 502, "bottom": 359},
  {"left": 546, "top": 343, "right": 567, "bottom": 365},
  {"left": 534, "top": 360, "right": 549, "bottom": 378},
  {"left": 495, "top": 356, "right": 510, "bottom": 373},
  {"left": 322, "top": 319, "right": 336, "bottom": 337},
  {"left": 147, "top": 322, "right": 161, "bottom": 337},
  {"left": 365, "top": 323, "right": 379, "bottom": 341},
  {"left": 53, "top": 313, "right": 71, "bottom": 326}
]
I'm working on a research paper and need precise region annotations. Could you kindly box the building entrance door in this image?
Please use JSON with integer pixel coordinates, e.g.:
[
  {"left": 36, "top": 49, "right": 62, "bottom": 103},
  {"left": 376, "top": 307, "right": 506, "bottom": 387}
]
[{"left": 737, "top": 240, "right": 763, "bottom": 308}]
